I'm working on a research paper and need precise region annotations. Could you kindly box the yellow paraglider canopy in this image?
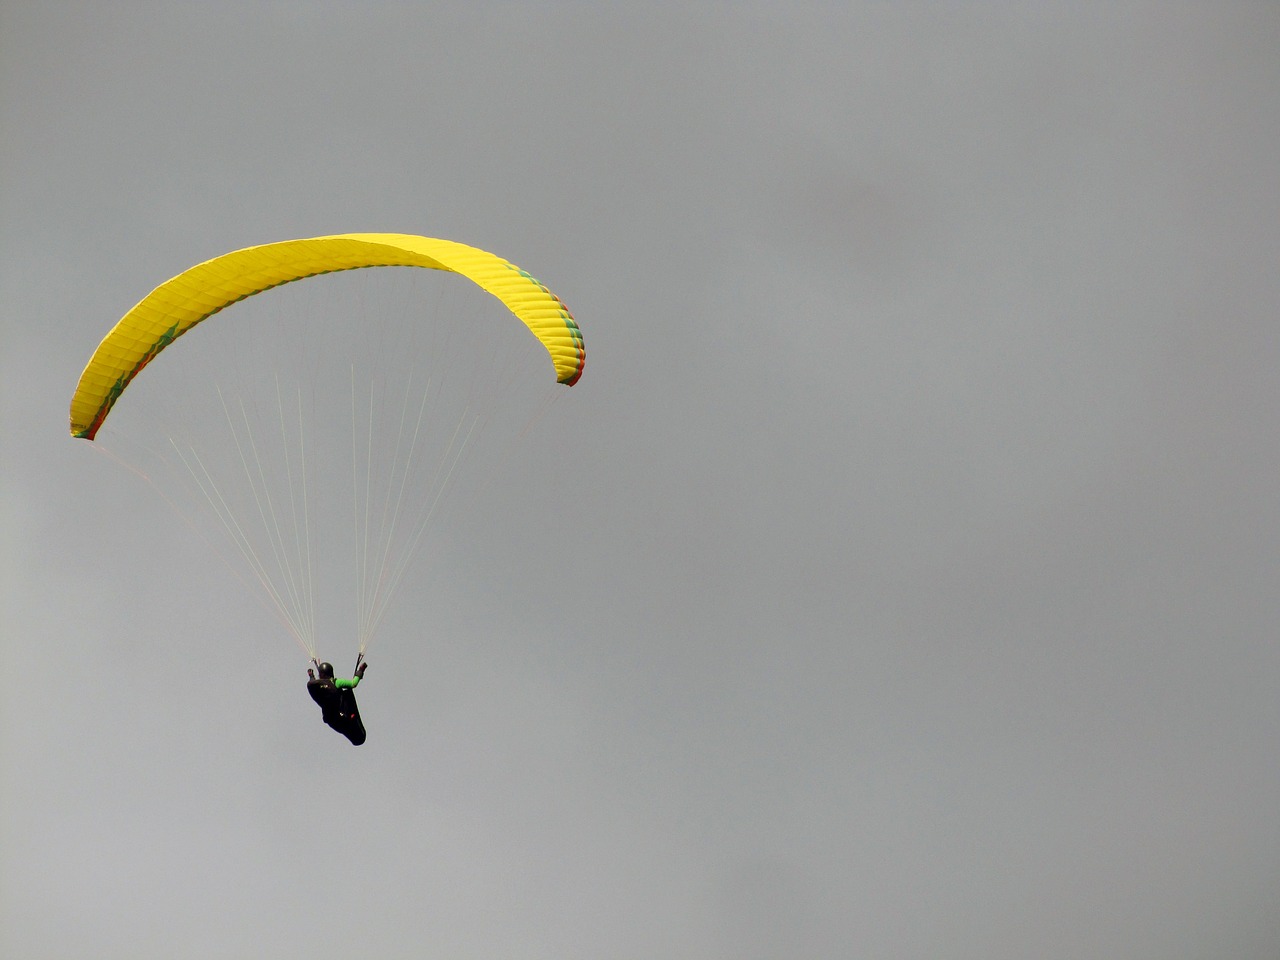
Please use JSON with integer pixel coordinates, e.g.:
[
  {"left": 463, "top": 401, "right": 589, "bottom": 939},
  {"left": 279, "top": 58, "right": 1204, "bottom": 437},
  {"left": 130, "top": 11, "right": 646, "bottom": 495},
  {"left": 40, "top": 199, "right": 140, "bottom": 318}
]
[{"left": 70, "top": 233, "right": 584, "bottom": 439}]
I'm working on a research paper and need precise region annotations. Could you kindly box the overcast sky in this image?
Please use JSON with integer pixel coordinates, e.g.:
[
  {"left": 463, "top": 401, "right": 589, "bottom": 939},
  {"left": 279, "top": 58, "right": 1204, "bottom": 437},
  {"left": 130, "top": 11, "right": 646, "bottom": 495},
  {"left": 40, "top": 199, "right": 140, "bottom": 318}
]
[{"left": 4, "top": 3, "right": 1280, "bottom": 958}]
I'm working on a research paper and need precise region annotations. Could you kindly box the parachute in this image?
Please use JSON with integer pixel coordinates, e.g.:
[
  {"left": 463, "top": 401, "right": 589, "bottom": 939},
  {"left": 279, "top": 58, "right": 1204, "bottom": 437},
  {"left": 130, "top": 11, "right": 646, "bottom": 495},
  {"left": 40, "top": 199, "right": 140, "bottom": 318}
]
[
  {"left": 70, "top": 234, "right": 583, "bottom": 661},
  {"left": 70, "top": 234, "right": 584, "bottom": 440}
]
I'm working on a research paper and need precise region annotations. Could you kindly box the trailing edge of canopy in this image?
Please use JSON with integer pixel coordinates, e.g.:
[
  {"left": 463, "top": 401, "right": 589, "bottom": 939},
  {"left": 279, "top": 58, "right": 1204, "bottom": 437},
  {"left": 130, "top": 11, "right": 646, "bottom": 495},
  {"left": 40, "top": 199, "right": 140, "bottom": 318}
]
[{"left": 69, "top": 233, "right": 585, "bottom": 439}]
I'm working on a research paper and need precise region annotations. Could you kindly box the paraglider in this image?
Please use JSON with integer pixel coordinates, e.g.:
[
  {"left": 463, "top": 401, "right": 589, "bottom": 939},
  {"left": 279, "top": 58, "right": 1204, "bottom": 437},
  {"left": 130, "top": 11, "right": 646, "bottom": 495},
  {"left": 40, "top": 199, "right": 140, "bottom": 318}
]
[
  {"left": 307, "top": 658, "right": 369, "bottom": 746},
  {"left": 69, "top": 234, "right": 584, "bottom": 742},
  {"left": 69, "top": 233, "right": 585, "bottom": 441}
]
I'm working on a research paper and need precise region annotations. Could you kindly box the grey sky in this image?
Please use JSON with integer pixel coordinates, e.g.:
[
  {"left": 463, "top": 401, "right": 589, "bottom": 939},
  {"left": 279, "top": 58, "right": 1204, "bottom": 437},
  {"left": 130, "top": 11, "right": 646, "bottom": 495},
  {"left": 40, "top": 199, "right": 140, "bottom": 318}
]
[{"left": 4, "top": 3, "right": 1280, "bottom": 958}]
